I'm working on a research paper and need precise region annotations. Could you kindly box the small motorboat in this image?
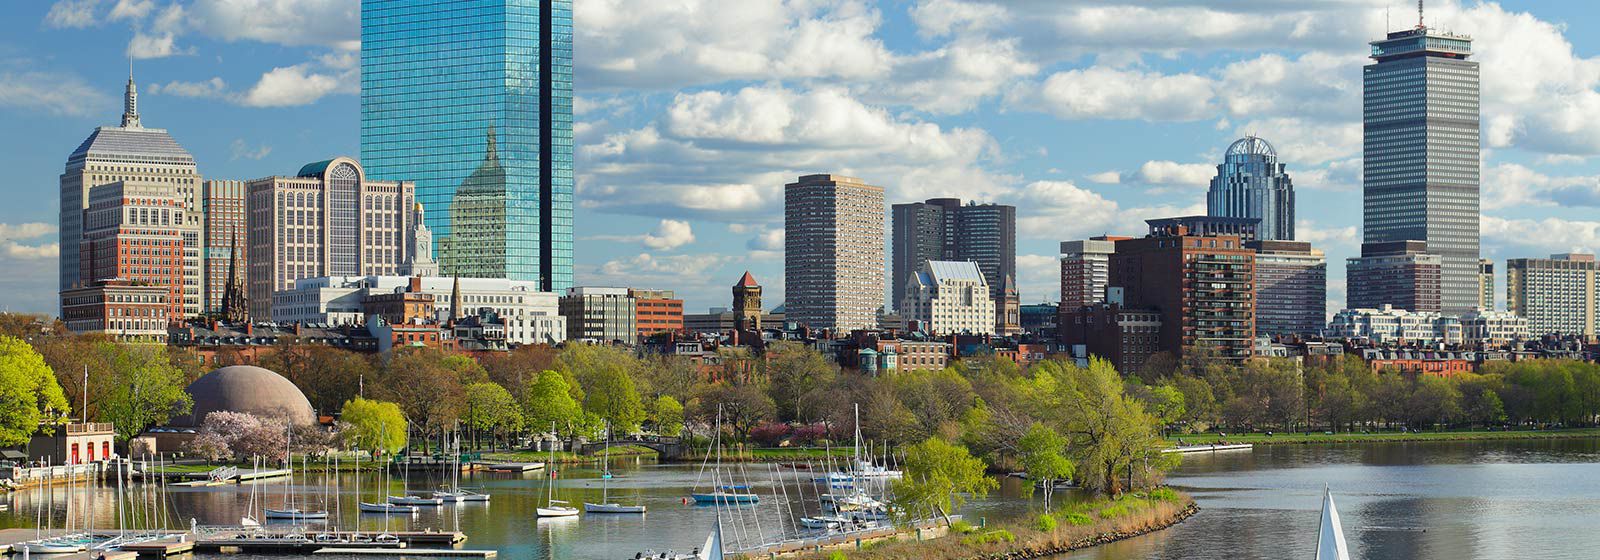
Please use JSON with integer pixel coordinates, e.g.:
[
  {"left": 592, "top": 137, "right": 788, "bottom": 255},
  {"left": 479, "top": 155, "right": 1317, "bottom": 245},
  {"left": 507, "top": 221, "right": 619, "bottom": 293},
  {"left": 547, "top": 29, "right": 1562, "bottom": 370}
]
[
  {"left": 361, "top": 501, "right": 420, "bottom": 514},
  {"left": 264, "top": 508, "right": 329, "bottom": 520},
  {"left": 800, "top": 515, "right": 849, "bottom": 529},
  {"left": 537, "top": 500, "right": 580, "bottom": 518},
  {"left": 15, "top": 540, "right": 89, "bottom": 554},
  {"left": 458, "top": 489, "right": 492, "bottom": 502},
  {"left": 387, "top": 495, "right": 445, "bottom": 506}
]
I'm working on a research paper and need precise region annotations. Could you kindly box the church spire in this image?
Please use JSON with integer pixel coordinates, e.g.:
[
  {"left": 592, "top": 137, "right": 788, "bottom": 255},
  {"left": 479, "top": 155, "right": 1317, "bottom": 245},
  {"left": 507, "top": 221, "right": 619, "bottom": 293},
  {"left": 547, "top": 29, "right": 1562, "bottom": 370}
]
[
  {"left": 484, "top": 125, "right": 499, "bottom": 163},
  {"left": 121, "top": 58, "right": 142, "bottom": 129},
  {"left": 221, "top": 226, "right": 249, "bottom": 324}
]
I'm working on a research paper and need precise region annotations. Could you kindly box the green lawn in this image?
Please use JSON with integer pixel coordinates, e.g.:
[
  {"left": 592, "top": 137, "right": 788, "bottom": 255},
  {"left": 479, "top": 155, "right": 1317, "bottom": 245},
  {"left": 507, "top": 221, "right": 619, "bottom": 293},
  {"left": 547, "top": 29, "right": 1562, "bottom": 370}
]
[
  {"left": 1167, "top": 427, "right": 1600, "bottom": 446},
  {"left": 481, "top": 444, "right": 659, "bottom": 463}
]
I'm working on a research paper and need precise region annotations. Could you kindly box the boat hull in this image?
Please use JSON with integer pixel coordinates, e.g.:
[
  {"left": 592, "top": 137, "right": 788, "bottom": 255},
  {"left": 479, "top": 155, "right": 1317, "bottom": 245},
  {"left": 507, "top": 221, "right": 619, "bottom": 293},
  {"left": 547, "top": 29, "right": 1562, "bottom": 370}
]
[
  {"left": 387, "top": 495, "right": 445, "bottom": 506},
  {"left": 584, "top": 502, "right": 646, "bottom": 513},
  {"left": 691, "top": 493, "right": 759, "bottom": 504},
  {"left": 536, "top": 506, "right": 580, "bottom": 517},
  {"left": 359, "top": 502, "right": 419, "bottom": 514},
  {"left": 263, "top": 508, "right": 329, "bottom": 520}
]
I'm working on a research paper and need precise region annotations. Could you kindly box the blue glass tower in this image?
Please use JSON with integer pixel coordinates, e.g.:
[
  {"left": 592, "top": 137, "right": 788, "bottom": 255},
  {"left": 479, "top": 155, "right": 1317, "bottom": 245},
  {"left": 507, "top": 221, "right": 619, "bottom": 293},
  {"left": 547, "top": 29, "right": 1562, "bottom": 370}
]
[
  {"left": 1206, "top": 136, "right": 1294, "bottom": 241},
  {"left": 361, "top": 0, "right": 573, "bottom": 291}
]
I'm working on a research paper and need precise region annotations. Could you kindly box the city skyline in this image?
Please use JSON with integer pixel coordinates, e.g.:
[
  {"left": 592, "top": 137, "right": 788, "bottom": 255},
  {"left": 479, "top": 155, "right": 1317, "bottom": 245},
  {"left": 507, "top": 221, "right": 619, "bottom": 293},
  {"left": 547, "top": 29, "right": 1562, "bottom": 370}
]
[{"left": 10, "top": 2, "right": 1600, "bottom": 316}]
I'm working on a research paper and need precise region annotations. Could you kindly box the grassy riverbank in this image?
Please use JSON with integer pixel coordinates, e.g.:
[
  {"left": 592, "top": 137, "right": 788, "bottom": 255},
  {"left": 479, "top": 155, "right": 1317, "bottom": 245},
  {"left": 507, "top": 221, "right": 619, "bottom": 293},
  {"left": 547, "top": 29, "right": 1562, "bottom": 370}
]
[
  {"left": 1167, "top": 426, "right": 1600, "bottom": 446},
  {"left": 480, "top": 444, "right": 660, "bottom": 464},
  {"left": 793, "top": 489, "right": 1196, "bottom": 560}
]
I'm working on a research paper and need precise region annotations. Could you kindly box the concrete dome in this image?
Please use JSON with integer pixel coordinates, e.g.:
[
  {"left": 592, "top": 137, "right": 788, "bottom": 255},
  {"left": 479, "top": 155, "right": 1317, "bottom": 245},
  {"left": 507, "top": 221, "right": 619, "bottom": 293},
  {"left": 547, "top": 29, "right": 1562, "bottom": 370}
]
[{"left": 181, "top": 365, "right": 316, "bottom": 427}]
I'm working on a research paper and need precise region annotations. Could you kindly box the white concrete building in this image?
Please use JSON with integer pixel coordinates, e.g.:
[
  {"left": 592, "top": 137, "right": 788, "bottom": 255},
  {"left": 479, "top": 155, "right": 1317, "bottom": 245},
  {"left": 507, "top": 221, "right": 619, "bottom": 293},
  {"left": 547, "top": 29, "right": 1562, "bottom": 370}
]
[
  {"left": 1460, "top": 309, "right": 1531, "bottom": 346},
  {"left": 900, "top": 260, "right": 996, "bottom": 336},
  {"left": 1060, "top": 239, "right": 1117, "bottom": 309},
  {"left": 271, "top": 275, "right": 565, "bottom": 345},
  {"left": 1326, "top": 305, "right": 1523, "bottom": 346}
]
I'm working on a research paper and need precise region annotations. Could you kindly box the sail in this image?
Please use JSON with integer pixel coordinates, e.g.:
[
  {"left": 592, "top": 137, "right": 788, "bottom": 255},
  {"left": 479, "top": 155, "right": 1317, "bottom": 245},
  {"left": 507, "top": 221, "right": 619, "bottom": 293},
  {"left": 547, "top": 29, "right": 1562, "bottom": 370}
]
[
  {"left": 1316, "top": 488, "right": 1351, "bottom": 560},
  {"left": 699, "top": 521, "right": 723, "bottom": 560}
]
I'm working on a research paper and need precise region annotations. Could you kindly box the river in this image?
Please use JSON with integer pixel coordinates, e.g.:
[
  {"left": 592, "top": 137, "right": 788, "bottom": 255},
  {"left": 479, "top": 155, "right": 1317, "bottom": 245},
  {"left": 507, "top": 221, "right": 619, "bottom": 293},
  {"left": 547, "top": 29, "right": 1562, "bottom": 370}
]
[{"left": 2, "top": 439, "right": 1598, "bottom": 559}]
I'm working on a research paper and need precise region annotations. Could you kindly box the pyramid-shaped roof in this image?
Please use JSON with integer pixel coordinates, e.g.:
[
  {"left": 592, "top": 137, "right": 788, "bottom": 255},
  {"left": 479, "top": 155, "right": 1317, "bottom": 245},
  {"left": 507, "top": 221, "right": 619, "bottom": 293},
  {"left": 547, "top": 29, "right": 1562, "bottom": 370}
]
[{"left": 735, "top": 271, "right": 759, "bottom": 288}]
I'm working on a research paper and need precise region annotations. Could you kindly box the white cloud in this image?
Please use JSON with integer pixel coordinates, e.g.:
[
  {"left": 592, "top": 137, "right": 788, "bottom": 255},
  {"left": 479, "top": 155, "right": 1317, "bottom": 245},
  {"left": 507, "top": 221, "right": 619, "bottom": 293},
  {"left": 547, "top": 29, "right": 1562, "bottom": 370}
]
[
  {"left": 1216, "top": 52, "right": 1362, "bottom": 122},
  {"left": 188, "top": 0, "right": 361, "bottom": 50},
  {"left": 4, "top": 243, "right": 59, "bottom": 260},
  {"left": 45, "top": 0, "right": 101, "bottom": 29},
  {"left": 1015, "top": 253, "right": 1058, "bottom": 303},
  {"left": 150, "top": 77, "right": 228, "bottom": 98},
  {"left": 1232, "top": 119, "right": 1361, "bottom": 167},
  {"left": 1008, "top": 67, "right": 1215, "bottom": 122},
  {"left": 1012, "top": 180, "right": 1202, "bottom": 240},
  {"left": 229, "top": 139, "right": 272, "bottom": 161},
  {"left": 128, "top": 31, "right": 186, "bottom": 59},
  {"left": 1085, "top": 171, "right": 1120, "bottom": 184},
  {"left": 869, "top": 38, "right": 1038, "bottom": 114},
  {"left": 747, "top": 228, "right": 784, "bottom": 251},
  {"left": 1135, "top": 161, "right": 1213, "bottom": 187},
  {"left": 0, "top": 223, "right": 60, "bottom": 261},
  {"left": 1296, "top": 220, "right": 1358, "bottom": 247},
  {"left": 642, "top": 219, "right": 696, "bottom": 250},
  {"left": 0, "top": 71, "right": 113, "bottom": 117},
  {"left": 239, "top": 63, "right": 351, "bottom": 107},
  {"left": 109, "top": 0, "right": 153, "bottom": 21},
  {"left": 1482, "top": 215, "right": 1600, "bottom": 257}
]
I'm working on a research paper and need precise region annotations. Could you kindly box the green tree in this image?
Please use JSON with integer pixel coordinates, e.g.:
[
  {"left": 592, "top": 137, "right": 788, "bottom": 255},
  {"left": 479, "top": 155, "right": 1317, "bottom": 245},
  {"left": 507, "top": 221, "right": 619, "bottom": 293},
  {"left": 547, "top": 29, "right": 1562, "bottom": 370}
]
[
  {"left": 652, "top": 395, "right": 684, "bottom": 437},
  {"left": 99, "top": 343, "right": 192, "bottom": 441},
  {"left": 1017, "top": 422, "right": 1074, "bottom": 502},
  {"left": 340, "top": 398, "right": 407, "bottom": 454},
  {"left": 0, "top": 336, "right": 69, "bottom": 446},
  {"left": 522, "top": 370, "right": 581, "bottom": 437},
  {"left": 463, "top": 382, "right": 524, "bottom": 448},
  {"left": 374, "top": 347, "right": 466, "bottom": 448},
  {"left": 1469, "top": 388, "right": 1507, "bottom": 426},
  {"left": 692, "top": 383, "right": 777, "bottom": 441},
  {"left": 260, "top": 344, "right": 375, "bottom": 414},
  {"left": 560, "top": 345, "right": 646, "bottom": 433},
  {"left": 763, "top": 341, "right": 839, "bottom": 421},
  {"left": 889, "top": 437, "right": 997, "bottom": 525}
]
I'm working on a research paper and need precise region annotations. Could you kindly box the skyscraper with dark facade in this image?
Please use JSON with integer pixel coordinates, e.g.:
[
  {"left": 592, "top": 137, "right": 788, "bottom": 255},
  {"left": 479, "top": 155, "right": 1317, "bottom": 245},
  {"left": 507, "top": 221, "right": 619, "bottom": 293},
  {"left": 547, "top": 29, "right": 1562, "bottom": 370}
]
[
  {"left": 1246, "top": 240, "right": 1326, "bottom": 336},
  {"left": 361, "top": 0, "right": 573, "bottom": 291},
  {"left": 1363, "top": 16, "right": 1479, "bottom": 314},
  {"left": 1207, "top": 136, "right": 1294, "bottom": 241},
  {"left": 1346, "top": 241, "right": 1442, "bottom": 313},
  {"left": 890, "top": 199, "right": 1016, "bottom": 315},
  {"left": 786, "top": 174, "right": 885, "bottom": 332}
]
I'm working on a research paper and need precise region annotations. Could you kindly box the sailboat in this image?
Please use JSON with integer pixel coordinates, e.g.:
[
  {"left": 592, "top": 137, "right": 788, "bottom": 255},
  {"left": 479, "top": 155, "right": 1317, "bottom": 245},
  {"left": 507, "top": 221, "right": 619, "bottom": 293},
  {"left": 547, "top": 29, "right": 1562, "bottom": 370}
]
[
  {"left": 536, "top": 422, "right": 580, "bottom": 518},
  {"left": 586, "top": 421, "right": 646, "bottom": 514},
  {"left": 1317, "top": 487, "right": 1352, "bottom": 560},
  {"left": 631, "top": 519, "right": 724, "bottom": 560},
  {"left": 388, "top": 441, "right": 444, "bottom": 507},
  {"left": 433, "top": 431, "right": 490, "bottom": 503},
  {"left": 265, "top": 426, "right": 329, "bottom": 520},
  {"left": 690, "top": 410, "right": 759, "bottom": 505},
  {"left": 361, "top": 447, "right": 419, "bottom": 514}
]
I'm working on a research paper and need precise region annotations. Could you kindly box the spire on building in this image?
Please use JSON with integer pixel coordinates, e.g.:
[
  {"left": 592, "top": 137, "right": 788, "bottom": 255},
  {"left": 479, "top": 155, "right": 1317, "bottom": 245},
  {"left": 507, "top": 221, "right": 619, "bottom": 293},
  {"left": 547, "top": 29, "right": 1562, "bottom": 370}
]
[
  {"left": 221, "top": 226, "right": 249, "bottom": 324},
  {"left": 484, "top": 125, "right": 498, "bottom": 164},
  {"left": 122, "top": 59, "right": 142, "bottom": 129},
  {"left": 450, "top": 275, "right": 463, "bottom": 323}
]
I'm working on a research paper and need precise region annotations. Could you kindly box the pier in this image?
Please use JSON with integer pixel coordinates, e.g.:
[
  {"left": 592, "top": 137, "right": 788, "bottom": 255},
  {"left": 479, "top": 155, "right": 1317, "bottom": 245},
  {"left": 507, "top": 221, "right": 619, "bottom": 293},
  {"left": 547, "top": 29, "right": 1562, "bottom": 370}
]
[
  {"left": 1162, "top": 443, "right": 1254, "bottom": 454},
  {"left": 192, "top": 530, "right": 466, "bottom": 554}
]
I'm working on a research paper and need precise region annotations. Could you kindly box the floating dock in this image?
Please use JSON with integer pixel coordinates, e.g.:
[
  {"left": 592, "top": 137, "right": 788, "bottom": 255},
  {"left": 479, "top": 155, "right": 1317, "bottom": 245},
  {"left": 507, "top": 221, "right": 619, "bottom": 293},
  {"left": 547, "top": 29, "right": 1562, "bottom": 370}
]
[
  {"left": 478, "top": 462, "right": 544, "bottom": 472},
  {"left": 1162, "top": 443, "right": 1254, "bottom": 454},
  {"left": 193, "top": 530, "right": 466, "bottom": 554},
  {"left": 316, "top": 549, "right": 497, "bottom": 557}
]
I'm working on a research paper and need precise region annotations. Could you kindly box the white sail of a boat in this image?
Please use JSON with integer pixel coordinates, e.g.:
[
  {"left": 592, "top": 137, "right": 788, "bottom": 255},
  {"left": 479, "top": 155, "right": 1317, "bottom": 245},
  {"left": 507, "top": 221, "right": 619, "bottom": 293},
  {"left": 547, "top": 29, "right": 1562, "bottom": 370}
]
[
  {"left": 699, "top": 520, "right": 723, "bottom": 560},
  {"left": 1316, "top": 487, "right": 1351, "bottom": 560}
]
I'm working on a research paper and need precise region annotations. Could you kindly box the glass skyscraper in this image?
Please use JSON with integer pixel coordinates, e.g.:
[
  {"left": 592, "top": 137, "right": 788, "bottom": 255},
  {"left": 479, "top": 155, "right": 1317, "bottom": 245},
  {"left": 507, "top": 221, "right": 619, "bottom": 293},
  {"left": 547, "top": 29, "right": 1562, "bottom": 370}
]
[
  {"left": 1363, "top": 21, "right": 1479, "bottom": 314},
  {"left": 1206, "top": 136, "right": 1294, "bottom": 241},
  {"left": 361, "top": 0, "right": 573, "bottom": 291}
]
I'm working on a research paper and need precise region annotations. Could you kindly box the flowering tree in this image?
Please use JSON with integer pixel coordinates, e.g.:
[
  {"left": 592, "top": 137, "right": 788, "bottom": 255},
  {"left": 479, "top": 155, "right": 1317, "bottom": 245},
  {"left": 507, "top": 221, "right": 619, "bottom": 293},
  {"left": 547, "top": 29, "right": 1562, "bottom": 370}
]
[{"left": 191, "top": 411, "right": 288, "bottom": 462}]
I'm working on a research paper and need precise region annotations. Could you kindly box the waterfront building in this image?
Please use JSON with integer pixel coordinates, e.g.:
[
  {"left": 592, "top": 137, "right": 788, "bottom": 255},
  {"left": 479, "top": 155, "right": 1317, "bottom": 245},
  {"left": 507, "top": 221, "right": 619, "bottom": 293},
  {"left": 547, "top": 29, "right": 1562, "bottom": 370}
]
[
  {"left": 1328, "top": 305, "right": 1465, "bottom": 346},
  {"left": 560, "top": 287, "right": 638, "bottom": 344},
  {"left": 1347, "top": 241, "right": 1442, "bottom": 313},
  {"left": 271, "top": 275, "right": 564, "bottom": 345},
  {"left": 75, "top": 182, "right": 190, "bottom": 324},
  {"left": 631, "top": 288, "right": 684, "bottom": 338},
  {"left": 900, "top": 260, "right": 997, "bottom": 336},
  {"left": 1479, "top": 259, "right": 1495, "bottom": 311},
  {"left": 1364, "top": 16, "right": 1480, "bottom": 314},
  {"left": 60, "top": 73, "right": 203, "bottom": 317},
  {"left": 1207, "top": 136, "right": 1295, "bottom": 241},
  {"left": 890, "top": 199, "right": 1016, "bottom": 311},
  {"left": 361, "top": 0, "right": 573, "bottom": 291},
  {"left": 201, "top": 180, "right": 246, "bottom": 315},
  {"left": 60, "top": 280, "right": 172, "bottom": 342},
  {"left": 1246, "top": 240, "right": 1327, "bottom": 336},
  {"left": 1506, "top": 254, "right": 1600, "bottom": 337},
  {"left": 733, "top": 271, "right": 763, "bottom": 331},
  {"left": 785, "top": 174, "right": 885, "bottom": 332},
  {"left": 1060, "top": 237, "right": 1123, "bottom": 309},
  {"left": 1109, "top": 219, "right": 1257, "bottom": 361},
  {"left": 245, "top": 157, "right": 417, "bottom": 319}
]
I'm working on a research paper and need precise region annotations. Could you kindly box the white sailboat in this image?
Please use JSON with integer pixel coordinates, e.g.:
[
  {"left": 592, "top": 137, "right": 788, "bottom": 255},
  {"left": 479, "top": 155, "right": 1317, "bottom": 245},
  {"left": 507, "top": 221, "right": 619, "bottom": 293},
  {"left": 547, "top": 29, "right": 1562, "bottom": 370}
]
[
  {"left": 1316, "top": 487, "right": 1352, "bottom": 560},
  {"left": 536, "top": 422, "right": 580, "bottom": 518},
  {"left": 265, "top": 425, "right": 328, "bottom": 520},
  {"left": 361, "top": 449, "right": 419, "bottom": 514},
  {"left": 388, "top": 441, "right": 444, "bottom": 507},
  {"left": 586, "top": 421, "right": 646, "bottom": 514},
  {"left": 631, "top": 520, "right": 724, "bottom": 560}
]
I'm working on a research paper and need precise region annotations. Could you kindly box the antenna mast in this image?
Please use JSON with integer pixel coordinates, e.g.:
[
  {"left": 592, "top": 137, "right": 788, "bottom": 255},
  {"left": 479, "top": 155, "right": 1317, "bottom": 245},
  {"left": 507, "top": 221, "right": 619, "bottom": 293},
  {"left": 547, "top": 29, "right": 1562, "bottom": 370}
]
[{"left": 1418, "top": 0, "right": 1425, "bottom": 29}]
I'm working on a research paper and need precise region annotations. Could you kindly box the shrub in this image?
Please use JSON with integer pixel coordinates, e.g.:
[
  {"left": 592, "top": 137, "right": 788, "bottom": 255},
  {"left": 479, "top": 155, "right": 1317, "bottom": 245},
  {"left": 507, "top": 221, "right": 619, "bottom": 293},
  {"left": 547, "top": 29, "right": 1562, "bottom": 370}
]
[
  {"left": 749, "top": 422, "right": 792, "bottom": 446},
  {"left": 1149, "top": 487, "right": 1179, "bottom": 503},
  {"left": 1098, "top": 503, "right": 1130, "bottom": 519},
  {"left": 826, "top": 552, "right": 848, "bottom": 560},
  {"left": 1064, "top": 512, "right": 1094, "bottom": 526},
  {"left": 1034, "top": 513, "right": 1058, "bottom": 532},
  {"left": 793, "top": 423, "right": 829, "bottom": 444},
  {"left": 960, "top": 530, "right": 1016, "bottom": 546},
  {"left": 949, "top": 520, "right": 976, "bottom": 534}
]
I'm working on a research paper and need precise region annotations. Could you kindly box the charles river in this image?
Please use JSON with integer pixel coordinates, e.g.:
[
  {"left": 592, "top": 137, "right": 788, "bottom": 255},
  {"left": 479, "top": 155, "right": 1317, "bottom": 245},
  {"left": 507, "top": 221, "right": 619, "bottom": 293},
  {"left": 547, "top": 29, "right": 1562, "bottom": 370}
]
[{"left": 3, "top": 439, "right": 1599, "bottom": 559}]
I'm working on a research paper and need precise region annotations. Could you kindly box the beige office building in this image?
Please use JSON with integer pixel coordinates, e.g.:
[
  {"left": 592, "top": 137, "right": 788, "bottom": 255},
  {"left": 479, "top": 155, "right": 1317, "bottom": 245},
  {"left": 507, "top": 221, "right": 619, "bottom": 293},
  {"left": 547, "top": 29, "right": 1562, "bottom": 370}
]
[
  {"left": 784, "top": 174, "right": 885, "bottom": 332},
  {"left": 246, "top": 157, "right": 417, "bottom": 319},
  {"left": 1507, "top": 254, "right": 1600, "bottom": 337}
]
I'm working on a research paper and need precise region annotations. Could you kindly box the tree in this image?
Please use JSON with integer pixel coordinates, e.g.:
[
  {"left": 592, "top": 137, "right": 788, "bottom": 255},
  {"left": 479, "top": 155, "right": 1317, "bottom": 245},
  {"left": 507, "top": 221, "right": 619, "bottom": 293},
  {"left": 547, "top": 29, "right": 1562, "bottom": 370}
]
[
  {"left": 763, "top": 341, "right": 839, "bottom": 421},
  {"left": 889, "top": 437, "right": 997, "bottom": 525},
  {"left": 692, "top": 383, "right": 776, "bottom": 441},
  {"left": 477, "top": 345, "right": 558, "bottom": 402},
  {"left": 1469, "top": 388, "right": 1507, "bottom": 426},
  {"left": 652, "top": 395, "right": 684, "bottom": 437},
  {"left": 340, "top": 398, "right": 407, "bottom": 454},
  {"left": 463, "top": 382, "right": 523, "bottom": 449},
  {"left": 522, "top": 370, "right": 582, "bottom": 437},
  {"left": 189, "top": 411, "right": 288, "bottom": 462},
  {"left": 374, "top": 347, "right": 466, "bottom": 449},
  {"left": 561, "top": 345, "right": 647, "bottom": 433},
  {"left": 259, "top": 345, "right": 374, "bottom": 414},
  {"left": 99, "top": 343, "right": 193, "bottom": 441},
  {"left": 0, "top": 336, "right": 69, "bottom": 446},
  {"left": 1017, "top": 423, "right": 1074, "bottom": 502}
]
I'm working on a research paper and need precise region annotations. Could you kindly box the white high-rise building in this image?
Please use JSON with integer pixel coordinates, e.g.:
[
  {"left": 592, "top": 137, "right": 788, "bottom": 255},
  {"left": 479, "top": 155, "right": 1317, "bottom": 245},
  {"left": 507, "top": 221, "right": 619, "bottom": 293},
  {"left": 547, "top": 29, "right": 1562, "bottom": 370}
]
[
  {"left": 1507, "top": 254, "right": 1600, "bottom": 337},
  {"left": 402, "top": 202, "right": 439, "bottom": 277},
  {"left": 1060, "top": 238, "right": 1118, "bottom": 309},
  {"left": 784, "top": 174, "right": 885, "bottom": 332},
  {"left": 271, "top": 275, "right": 565, "bottom": 345},
  {"left": 900, "top": 260, "right": 996, "bottom": 336}
]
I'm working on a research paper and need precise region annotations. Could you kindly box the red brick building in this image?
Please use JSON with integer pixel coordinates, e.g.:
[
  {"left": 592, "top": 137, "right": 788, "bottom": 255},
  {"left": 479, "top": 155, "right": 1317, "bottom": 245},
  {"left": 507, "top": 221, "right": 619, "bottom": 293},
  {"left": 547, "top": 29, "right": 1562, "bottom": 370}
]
[
  {"left": 60, "top": 280, "right": 173, "bottom": 342},
  {"left": 75, "top": 182, "right": 188, "bottom": 323},
  {"left": 631, "top": 288, "right": 684, "bottom": 338},
  {"left": 1111, "top": 218, "right": 1257, "bottom": 361}
]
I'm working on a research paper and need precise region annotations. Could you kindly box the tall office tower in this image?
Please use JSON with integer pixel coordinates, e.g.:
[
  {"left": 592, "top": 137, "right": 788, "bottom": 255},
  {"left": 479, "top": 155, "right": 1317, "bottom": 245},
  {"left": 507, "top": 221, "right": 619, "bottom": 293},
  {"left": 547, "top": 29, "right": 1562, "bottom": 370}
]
[
  {"left": 1478, "top": 258, "right": 1495, "bottom": 311},
  {"left": 1246, "top": 240, "right": 1326, "bottom": 336},
  {"left": 401, "top": 202, "right": 439, "bottom": 277},
  {"left": 1364, "top": 12, "right": 1479, "bottom": 314},
  {"left": 1060, "top": 237, "right": 1123, "bottom": 309},
  {"left": 733, "top": 271, "right": 763, "bottom": 331},
  {"left": 245, "top": 157, "right": 417, "bottom": 319},
  {"left": 74, "top": 182, "right": 189, "bottom": 324},
  {"left": 1109, "top": 219, "right": 1256, "bottom": 361},
  {"left": 361, "top": 0, "right": 573, "bottom": 290},
  {"left": 889, "top": 199, "right": 1016, "bottom": 309},
  {"left": 786, "top": 174, "right": 885, "bottom": 332},
  {"left": 1207, "top": 136, "right": 1295, "bottom": 241},
  {"left": 61, "top": 72, "right": 203, "bottom": 317},
  {"left": 201, "top": 179, "right": 246, "bottom": 315},
  {"left": 1507, "top": 254, "right": 1600, "bottom": 337},
  {"left": 1346, "top": 241, "right": 1442, "bottom": 313}
]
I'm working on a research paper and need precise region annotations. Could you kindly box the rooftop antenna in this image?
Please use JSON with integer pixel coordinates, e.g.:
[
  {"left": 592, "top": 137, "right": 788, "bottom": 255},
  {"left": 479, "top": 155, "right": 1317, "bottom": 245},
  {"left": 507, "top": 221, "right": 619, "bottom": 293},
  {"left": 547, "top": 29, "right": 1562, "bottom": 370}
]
[{"left": 1417, "top": 0, "right": 1425, "bottom": 29}]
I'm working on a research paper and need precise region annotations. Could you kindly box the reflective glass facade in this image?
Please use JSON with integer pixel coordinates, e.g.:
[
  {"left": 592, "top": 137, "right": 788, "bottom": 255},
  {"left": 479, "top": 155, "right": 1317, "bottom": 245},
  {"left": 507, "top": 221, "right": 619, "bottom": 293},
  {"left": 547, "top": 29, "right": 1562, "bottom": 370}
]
[
  {"left": 1207, "top": 136, "right": 1295, "bottom": 241},
  {"left": 361, "top": 0, "right": 573, "bottom": 291},
  {"left": 1363, "top": 27, "right": 1479, "bottom": 314}
]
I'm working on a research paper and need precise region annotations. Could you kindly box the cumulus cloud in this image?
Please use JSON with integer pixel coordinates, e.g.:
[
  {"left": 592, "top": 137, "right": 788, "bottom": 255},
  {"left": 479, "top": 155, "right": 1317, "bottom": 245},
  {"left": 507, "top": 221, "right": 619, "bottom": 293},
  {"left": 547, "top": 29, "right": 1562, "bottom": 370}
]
[
  {"left": 1135, "top": 161, "right": 1213, "bottom": 187},
  {"left": 1007, "top": 67, "right": 1215, "bottom": 122},
  {"left": 0, "top": 71, "right": 113, "bottom": 117},
  {"left": 1482, "top": 215, "right": 1600, "bottom": 257},
  {"left": 188, "top": 0, "right": 361, "bottom": 50},
  {"left": 0, "top": 223, "right": 60, "bottom": 261},
  {"left": 109, "top": 0, "right": 154, "bottom": 21},
  {"left": 1085, "top": 171, "right": 1121, "bottom": 184},
  {"left": 869, "top": 38, "right": 1039, "bottom": 114},
  {"left": 45, "top": 0, "right": 101, "bottom": 29},
  {"left": 589, "top": 220, "right": 698, "bottom": 250},
  {"left": 229, "top": 139, "right": 272, "bottom": 161},
  {"left": 150, "top": 77, "right": 228, "bottom": 98},
  {"left": 239, "top": 63, "right": 352, "bottom": 107},
  {"left": 1296, "top": 220, "right": 1359, "bottom": 247},
  {"left": 128, "top": 31, "right": 186, "bottom": 59},
  {"left": 747, "top": 228, "right": 784, "bottom": 251}
]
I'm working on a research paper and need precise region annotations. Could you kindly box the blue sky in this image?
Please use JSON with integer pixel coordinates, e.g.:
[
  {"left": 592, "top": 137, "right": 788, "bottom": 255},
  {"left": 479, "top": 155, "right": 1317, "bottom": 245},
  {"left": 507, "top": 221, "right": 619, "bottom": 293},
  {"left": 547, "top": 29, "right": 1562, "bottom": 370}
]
[{"left": 6, "top": 0, "right": 1600, "bottom": 317}]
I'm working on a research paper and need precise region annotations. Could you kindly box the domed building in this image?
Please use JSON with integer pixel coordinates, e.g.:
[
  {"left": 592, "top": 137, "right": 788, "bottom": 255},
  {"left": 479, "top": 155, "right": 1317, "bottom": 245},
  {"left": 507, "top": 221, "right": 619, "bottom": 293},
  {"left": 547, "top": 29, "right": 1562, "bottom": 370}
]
[{"left": 179, "top": 365, "right": 316, "bottom": 427}]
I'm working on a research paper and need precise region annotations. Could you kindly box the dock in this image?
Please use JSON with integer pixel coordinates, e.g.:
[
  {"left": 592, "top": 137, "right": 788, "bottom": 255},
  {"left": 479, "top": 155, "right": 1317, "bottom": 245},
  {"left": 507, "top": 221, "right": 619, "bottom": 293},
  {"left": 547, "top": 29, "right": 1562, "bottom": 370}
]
[
  {"left": 1162, "top": 443, "right": 1254, "bottom": 454},
  {"left": 478, "top": 462, "right": 544, "bottom": 472},
  {"left": 193, "top": 530, "right": 466, "bottom": 554},
  {"left": 316, "top": 549, "right": 496, "bottom": 557},
  {"left": 0, "top": 529, "right": 192, "bottom": 558}
]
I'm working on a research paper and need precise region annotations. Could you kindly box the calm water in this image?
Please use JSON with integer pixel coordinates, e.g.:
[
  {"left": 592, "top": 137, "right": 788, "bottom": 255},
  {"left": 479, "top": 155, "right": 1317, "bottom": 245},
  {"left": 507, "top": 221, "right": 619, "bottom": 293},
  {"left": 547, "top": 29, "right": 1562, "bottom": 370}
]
[{"left": 3, "top": 439, "right": 1599, "bottom": 559}]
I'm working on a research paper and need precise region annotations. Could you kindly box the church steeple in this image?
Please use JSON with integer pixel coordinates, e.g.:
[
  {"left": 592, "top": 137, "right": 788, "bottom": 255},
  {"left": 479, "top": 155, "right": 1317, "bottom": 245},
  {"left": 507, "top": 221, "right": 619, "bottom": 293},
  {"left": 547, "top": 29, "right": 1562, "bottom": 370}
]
[
  {"left": 121, "top": 60, "right": 142, "bottom": 129},
  {"left": 221, "top": 226, "right": 249, "bottom": 324},
  {"left": 484, "top": 125, "right": 499, "bottom": 164}
]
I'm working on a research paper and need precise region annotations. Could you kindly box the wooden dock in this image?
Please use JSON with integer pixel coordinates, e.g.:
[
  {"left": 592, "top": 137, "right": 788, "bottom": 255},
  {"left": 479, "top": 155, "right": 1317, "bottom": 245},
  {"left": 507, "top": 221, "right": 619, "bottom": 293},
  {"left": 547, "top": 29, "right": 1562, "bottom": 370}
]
[
  {"left": 0, "top": 529, "right": 192, "bottom": 558},
  {"left": 316, "top": 549, "right": 496, "bottom": 557},
  {"left": 193, "top": 530, "right": 466, "bottom": 554},
  {"left": 1162, "top": 443, "right": 1254, "bottom": 454}
]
